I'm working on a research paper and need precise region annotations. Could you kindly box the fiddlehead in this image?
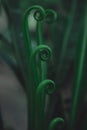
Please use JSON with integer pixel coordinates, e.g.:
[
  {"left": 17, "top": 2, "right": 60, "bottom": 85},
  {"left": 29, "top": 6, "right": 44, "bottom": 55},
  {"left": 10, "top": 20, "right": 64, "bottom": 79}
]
[
  {"left": 36, "top": 79, "right": 56, "bottom": 96},
  {"left": 30, "top": 45, "right": 52, "bottom": 86},
  {"left": 38, "top": 45, "right": 52, "bottom": 61},
  {"left": 23, "top": 6, "right": 46, "bottom": 130},
  {"left": 48, "top": 117, "right": 64, "bottom": 130},
  {"left": 24, "top": 5, "right": 45, "bottom": 22},
  {"left": 45, "top": 9, "right": 57, "bottom": 24},
  {"left": 23, "top": 5, "right": 45, "bottom": 55},
  {"left": 35, "top": 79, "right": 56, "bottom": 130},
  {"left": 31, "top": 45, "right": 52, "bottom": 61},
  {"left": 23, "top": 5, "right": 57, "bottom": 130},
  {"left": 34, "top": 8, "right": 45, "bottom": 21},
  {"left": 35, "top": 9, "right": 57, "bottom": 82}
]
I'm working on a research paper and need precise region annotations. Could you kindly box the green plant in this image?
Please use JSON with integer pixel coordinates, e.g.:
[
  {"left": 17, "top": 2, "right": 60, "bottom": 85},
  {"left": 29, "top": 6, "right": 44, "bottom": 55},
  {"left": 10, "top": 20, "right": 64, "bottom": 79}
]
[
  {"left": 1, "top": 1, "right": 87, "bottom": 130},
  {"left": 0, "top": 4, "right": 64, "bottom": 130},
  {"left": 22, "top": 5, "right": 64, "bottom": 130}
]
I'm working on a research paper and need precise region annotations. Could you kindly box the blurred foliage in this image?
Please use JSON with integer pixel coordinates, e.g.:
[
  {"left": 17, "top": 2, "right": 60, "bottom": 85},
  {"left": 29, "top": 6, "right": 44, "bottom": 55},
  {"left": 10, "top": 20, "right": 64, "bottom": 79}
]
[{"left": 0, "top": 0, "right": 87, "bottom": 130}]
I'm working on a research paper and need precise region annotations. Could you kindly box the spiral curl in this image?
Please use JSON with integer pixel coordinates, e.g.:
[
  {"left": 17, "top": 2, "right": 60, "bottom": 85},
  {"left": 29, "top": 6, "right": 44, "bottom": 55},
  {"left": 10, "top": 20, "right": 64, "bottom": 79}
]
[
  {"left": 24, "top": 5, "right": 45, "bottom": 22},
  {"left": 30, "top": 45, "right": 52, "bottom": 62},
  {"left": 49, "top": 117, "right": 64, "bottom": 130},
  {"left": 35, "top": 80, "right": 55, "bottom": 130},
  {"left": 36, "top": 79, "right": 56, "bottom": 96},
  {"left": 30, "top": 45, "right": 52, "bottom": 86},
  {"left": 45, "top": 9, "right": 57, "bottom": 24}
]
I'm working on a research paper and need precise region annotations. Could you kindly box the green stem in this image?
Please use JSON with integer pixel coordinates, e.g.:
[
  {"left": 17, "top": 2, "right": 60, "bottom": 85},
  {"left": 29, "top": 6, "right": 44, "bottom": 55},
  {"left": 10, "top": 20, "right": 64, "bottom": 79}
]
[
  {"left": 69, "top": 2, "right": 87, "bottom": 130},
  {"left": 30, "top": 45, "right": 52, "bottom": 87},
  {"left": 36, "top": 21, "right": 47, "bottom": 81},
  {"left": 37, "top": 21, "right": 43, "bottom": 45},
  {"left": 57, "top": 0, "right": 77, "bottom": 80},
  {"left": 23, "top": 6, "right": 45, "bottom": 130},
  {"left": 35, "top": 79, "right": 55, "bottom": 130},
  {"left": 30, "top": 43, "right": 52, "bottom": 130}
]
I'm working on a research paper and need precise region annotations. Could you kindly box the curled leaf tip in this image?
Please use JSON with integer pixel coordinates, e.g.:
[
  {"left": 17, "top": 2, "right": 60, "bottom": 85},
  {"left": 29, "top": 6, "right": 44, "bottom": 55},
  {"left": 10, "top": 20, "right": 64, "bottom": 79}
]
[
  {"left": 39, "top": 45, "right": 52, "bottom": 61},
  {"left": 45, "top": 9, "right": 57, "bottom": 24},
  {"left": 36, "top": 79, "right": 56, "bottom": 96},
  {"left": 49, "top": 117, "right": 64, "bottom": 130},
  {"left": 24, "top": 5, "right": 45, "bottom": 22},
  {"left": 31, "top": 45, "right": 52, "bottom": 62},
  {"left": 45, "top": 80, "right": 56, "bottom": 94}
]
